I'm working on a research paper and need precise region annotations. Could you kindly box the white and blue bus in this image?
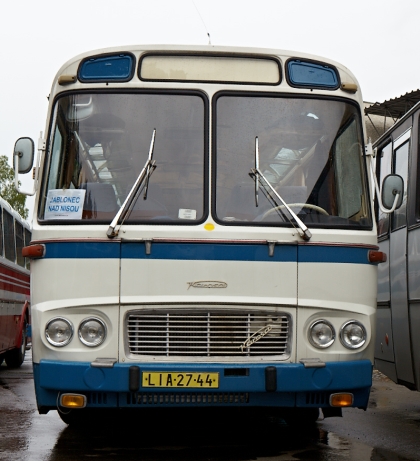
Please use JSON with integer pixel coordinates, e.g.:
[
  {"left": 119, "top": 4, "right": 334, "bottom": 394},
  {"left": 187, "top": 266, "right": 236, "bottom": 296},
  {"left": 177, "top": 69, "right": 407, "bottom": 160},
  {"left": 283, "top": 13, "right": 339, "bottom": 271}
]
[{"left": 14, "top": 45, "right": 383, "bottom": 425}]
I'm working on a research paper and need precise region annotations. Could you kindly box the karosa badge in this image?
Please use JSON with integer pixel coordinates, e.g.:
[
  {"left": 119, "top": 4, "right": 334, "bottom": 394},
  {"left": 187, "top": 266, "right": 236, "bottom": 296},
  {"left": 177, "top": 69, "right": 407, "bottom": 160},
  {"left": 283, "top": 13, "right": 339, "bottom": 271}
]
[
  {"left": 239, "top": 325, "right": 273, "bottom": 352},
  {"left": 187, "top": 281, "right": 228, "bottom": 289}
]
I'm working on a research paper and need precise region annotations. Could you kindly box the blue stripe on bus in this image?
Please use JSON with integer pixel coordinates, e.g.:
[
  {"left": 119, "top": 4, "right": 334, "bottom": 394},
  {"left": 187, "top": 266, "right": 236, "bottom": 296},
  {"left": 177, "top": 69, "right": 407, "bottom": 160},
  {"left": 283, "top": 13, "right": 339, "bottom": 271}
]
[
  {"left": 44, "top": 241, "right": 297, "bottom": 262},
  {"left": 45, "top": 242, "right": 120, "bottom": 259},
  {"left": 298, "top": 245, "right": 369, "bottom": 264},
  {"left": 121, "top": 242, "right": 297, "bottom": 262},
  {"left": 42, "top": 242, "right": 371, "bottom": 264}
]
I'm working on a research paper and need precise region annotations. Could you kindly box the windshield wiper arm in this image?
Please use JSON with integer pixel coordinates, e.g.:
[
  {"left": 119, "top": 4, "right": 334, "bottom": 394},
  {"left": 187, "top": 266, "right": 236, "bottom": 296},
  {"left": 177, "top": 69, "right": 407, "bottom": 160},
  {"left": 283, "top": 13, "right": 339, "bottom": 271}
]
[
  {"left": 106, "top": 129, "right": 156, "bottom": 238},
  {"left": 250, "top": 136, "right": 312, "bottom": 241}
]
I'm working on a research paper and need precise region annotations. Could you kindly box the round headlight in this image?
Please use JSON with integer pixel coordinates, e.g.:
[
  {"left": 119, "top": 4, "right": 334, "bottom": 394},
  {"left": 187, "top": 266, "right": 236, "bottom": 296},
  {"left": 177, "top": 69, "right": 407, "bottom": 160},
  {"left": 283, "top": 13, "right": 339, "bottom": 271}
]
[
  {"left": 340, "top": 321, "right": 367, "bottom": 349},
  {"left": 78, "top": 318, "right": 106, "bottom": 347},
  {"left": 308, "top": 320, "right": 335, "bottom": 348},
  {"left": 45, "top": 317, "right": 73, "bottom": 347}
]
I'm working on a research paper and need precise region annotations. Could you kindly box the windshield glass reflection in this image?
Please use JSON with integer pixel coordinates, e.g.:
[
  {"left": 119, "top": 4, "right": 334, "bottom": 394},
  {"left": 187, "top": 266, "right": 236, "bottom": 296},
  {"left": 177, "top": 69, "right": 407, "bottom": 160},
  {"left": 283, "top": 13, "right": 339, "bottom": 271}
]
[
  {"left": 215, "top": 95, "right": 371, "bottom": 229},
  {"left": 41, "top": 92, "right": 206, "bottom": 224}
]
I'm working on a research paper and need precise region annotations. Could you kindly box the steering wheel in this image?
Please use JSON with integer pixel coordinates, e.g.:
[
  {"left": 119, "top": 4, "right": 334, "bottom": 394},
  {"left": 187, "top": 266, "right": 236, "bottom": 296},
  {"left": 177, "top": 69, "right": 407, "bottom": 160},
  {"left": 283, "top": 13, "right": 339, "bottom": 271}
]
[{"left": 261, "top": 203, "right": 329, "bottom": 220}]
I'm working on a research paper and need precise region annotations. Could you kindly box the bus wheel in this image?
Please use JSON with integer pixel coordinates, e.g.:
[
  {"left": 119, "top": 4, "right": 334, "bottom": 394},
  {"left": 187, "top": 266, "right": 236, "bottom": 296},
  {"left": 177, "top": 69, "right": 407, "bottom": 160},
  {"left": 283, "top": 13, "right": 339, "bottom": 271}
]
[
  {"left": 58, "top": 409, "right": 92, "bottom": 426},
  {"left": 5, "top": 319, "right": 27, "bottom": 368},
  {"left": 283, "top": 408, "right": 320, "bottom": 428},
  {"left": 0, "top": 354, "right": 4, "bottom": 366}
]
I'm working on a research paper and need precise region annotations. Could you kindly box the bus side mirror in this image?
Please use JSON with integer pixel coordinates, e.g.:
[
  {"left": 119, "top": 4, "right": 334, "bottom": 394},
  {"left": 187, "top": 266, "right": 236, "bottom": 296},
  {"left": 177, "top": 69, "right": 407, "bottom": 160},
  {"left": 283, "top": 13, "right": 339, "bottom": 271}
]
[
  {"left": 13, "top": 137, "right": 35, "bottom": 174},
  {"left": 381, "top": 174, "right": 404, "bottom": 211}
]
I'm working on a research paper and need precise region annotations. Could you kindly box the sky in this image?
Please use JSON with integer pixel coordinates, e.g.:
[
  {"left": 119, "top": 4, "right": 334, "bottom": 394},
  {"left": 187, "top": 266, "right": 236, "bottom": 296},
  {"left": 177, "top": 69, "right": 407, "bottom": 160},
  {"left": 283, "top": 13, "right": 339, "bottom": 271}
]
[{"left": 1, "top": 0, "right": 419, "bottom": 221}]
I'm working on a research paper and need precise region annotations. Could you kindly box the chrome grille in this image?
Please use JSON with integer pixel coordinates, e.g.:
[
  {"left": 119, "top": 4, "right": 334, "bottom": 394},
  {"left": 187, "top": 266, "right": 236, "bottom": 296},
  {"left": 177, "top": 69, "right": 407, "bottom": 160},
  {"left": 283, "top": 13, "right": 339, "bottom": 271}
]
[{"left": 126, "top": 310, "right": 291, "bottom": 358}]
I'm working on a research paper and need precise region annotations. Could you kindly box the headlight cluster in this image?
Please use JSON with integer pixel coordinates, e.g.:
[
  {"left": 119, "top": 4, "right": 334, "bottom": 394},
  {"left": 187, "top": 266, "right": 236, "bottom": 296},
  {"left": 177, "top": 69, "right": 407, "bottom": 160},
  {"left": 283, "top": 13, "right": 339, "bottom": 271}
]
[
  {"left": 45, "top": 317, "right": 106, "bottom": 348},
  {"left": 308, "top": 319, "right": 366, "bottom": 350}
]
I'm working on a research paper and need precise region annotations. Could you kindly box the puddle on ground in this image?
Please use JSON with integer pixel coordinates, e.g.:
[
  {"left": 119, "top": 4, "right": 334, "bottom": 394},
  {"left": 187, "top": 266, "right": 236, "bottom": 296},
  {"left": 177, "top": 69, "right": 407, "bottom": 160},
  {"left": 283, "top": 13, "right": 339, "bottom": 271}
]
[{"left": 10, "top": 410, "right": 410, "bottom": 461}]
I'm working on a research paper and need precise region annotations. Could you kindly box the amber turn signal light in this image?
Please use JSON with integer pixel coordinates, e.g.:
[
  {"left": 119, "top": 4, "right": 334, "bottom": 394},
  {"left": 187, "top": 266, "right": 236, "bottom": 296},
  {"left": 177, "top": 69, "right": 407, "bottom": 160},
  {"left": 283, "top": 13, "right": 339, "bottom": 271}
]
[
  {"left": 329, "top": 393, "right": 354, "bottom": 407},
  {"left": 60, "top": 394, "right": 87, "bottom": 409},
  {"left": 22, "top": 244, "right": 45, "bottom": 259},
  {"left": 368, "top": 250, "right": 387, "bottom": 264}
]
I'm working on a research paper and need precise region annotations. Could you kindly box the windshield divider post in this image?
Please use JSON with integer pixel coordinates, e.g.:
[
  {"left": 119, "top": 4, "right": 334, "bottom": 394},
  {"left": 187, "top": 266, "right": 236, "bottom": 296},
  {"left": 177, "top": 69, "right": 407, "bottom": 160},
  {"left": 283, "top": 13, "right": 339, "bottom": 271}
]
[{"left": 255, "top": 136, "right": 259, "bottom": 207}]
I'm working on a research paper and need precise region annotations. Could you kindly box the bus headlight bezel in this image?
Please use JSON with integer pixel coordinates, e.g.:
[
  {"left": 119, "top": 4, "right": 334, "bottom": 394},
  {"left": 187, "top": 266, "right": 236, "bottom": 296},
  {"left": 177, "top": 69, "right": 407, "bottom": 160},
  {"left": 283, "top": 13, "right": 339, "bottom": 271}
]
[
  {"left": 78, "top": 317, "right": 107, "bottom": 347},
  {"left": 308, "top": 319, "right": 335, "bottom": 349},
  {"left": 45, "top": 317, "right": 74, "bottom": 347},
  {"left": 340, "top": 320, "right": 367, "bottom": 349}
]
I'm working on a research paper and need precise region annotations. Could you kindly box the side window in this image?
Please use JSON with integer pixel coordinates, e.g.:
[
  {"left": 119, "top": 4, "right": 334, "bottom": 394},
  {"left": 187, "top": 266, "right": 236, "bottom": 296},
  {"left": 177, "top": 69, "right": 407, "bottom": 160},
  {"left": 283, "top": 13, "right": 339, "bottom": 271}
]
[
  {"left": 334, "top": 119, "right": 364, "bottom": 219},
  {"left": 24, "top": 228, "right": 31, "bottom": 269},
  {"left": 15, "top": 222, "right": 24, "bottom": 267},
  {"left": 3, "top": 211, "right": 16, "bottom": 262},
  {"left": 377, "top": 142, "right": 392, "bottom": 236},
  {"left": 392, "top": 141, "right": 409, "bottom": 230},
  {"left": 47, "top": 125, "right": 63, "bottom": 192}
]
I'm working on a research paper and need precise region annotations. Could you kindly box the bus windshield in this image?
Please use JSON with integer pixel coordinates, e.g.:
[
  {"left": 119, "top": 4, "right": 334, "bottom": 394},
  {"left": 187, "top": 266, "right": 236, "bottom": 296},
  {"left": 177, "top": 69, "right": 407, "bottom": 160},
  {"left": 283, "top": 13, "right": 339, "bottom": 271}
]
[
  {"left": 40, "top": 91, "right": 370, "bottom": 229},
  {"left": 41, "top": 92, "right": 206, "bottom": 223},
  {"left": 215, "top": 95, "right": 371, "bottom": 229}
]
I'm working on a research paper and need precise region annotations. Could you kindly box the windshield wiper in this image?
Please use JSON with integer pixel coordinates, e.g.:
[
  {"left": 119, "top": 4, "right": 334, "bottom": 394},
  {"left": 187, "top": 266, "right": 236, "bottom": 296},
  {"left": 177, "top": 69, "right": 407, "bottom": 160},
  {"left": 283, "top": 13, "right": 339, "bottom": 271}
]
[
  {"left": 106, "top": 129, "right": 156, "bottom": 238},
  {"left": 250, "top": 136, "right": 312, "bottom": 241}
]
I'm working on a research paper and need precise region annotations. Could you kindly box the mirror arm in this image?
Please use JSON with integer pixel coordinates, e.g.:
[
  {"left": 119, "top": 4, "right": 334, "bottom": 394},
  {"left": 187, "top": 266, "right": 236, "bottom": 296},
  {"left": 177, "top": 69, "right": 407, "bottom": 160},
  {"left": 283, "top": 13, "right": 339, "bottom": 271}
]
[{"left": 370, "top": 158, "right": 400, "bottom": 214}]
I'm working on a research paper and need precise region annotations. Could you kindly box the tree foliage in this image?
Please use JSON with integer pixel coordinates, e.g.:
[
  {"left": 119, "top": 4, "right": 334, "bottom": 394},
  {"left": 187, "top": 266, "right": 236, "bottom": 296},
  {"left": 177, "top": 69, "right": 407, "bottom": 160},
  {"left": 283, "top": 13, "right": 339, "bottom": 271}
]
[{"left": 0, "top": 155, "right": 29, "bottom": 220}]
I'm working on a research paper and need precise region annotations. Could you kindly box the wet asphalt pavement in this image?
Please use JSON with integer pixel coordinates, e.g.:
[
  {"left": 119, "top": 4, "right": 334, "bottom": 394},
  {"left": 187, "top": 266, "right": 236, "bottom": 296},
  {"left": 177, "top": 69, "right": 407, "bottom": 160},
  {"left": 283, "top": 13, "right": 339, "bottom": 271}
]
[{"left": 1, "top": 352, "right": 420, "bottom": 461}]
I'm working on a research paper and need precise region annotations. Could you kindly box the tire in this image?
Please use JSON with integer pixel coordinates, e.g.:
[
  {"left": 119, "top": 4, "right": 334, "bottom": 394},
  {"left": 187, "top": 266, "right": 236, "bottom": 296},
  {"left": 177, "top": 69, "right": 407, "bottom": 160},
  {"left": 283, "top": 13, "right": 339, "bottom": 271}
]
[
  {"left": 58, "top": 408, "right": 103, "bottom": 426},
  {"left": 283, "top": 408, "right": 320, "bottom": 428},
  {"left": 5, "top": 318, "right": 27, "bottom": 368},
  {"left": 0, "top": 354, "right": 4, "bottom": 366},
  {"left": 58, "top": 409, "right": 85, "bottom": 426}
]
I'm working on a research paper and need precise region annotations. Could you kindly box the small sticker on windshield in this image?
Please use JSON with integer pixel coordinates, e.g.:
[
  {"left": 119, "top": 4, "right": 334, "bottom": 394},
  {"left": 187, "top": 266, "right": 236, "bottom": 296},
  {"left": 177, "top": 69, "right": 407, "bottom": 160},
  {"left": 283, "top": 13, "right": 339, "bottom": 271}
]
[
  {"left": 178, "top": 209, "right": 197, "bottom": 220},
  {"left": 44, "top": 189, "right": 86, "bottom": 220}
]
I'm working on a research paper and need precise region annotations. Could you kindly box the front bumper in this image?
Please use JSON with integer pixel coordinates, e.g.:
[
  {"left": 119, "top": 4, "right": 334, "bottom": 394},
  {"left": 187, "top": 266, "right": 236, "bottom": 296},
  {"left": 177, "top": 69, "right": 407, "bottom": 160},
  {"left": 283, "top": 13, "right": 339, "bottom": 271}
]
[{"left": 33, "top": 359, "right": 372, "bottom": 411}]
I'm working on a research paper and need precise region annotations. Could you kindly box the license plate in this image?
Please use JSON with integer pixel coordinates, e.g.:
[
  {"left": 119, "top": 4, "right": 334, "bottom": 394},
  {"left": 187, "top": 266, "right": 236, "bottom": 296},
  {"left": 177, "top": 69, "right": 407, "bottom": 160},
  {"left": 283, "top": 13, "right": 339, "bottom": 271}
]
[{"left": 142, "top": 372, "right": 219, "bottom": 388}]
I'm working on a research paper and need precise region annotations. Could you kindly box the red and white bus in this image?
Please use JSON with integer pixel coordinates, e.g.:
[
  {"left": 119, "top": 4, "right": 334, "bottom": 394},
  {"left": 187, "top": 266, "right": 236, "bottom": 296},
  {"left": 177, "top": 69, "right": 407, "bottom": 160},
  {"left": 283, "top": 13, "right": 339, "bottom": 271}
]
[{"left": 0, "top": 196, "right": 31, "bottom": 368}]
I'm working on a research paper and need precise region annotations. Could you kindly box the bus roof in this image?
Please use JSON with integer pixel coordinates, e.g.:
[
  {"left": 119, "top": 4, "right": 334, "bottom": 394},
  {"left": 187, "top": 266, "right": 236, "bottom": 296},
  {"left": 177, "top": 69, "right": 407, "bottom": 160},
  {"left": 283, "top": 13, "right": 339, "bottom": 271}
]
[{"left": 51, "top": 44, "right": 361, "bottom": 100}]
